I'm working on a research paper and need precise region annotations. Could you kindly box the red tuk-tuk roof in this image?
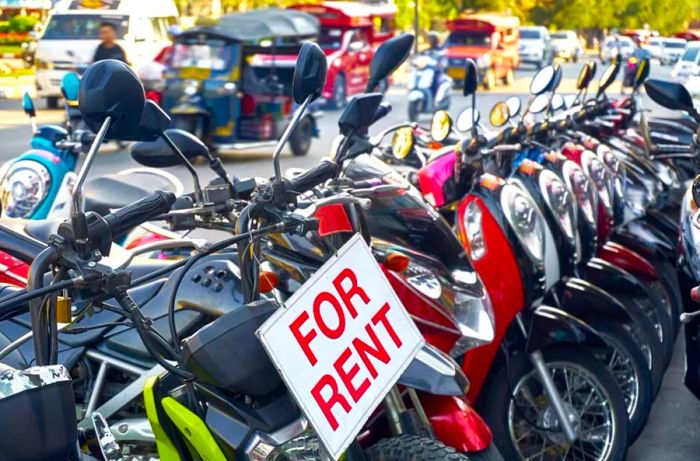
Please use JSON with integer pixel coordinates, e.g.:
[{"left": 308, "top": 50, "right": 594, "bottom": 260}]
[
  {"left": 289, "top": 1, "right": 397, "bottom": 27},
  {"left": 447, "top": 12, "right": 520, "bottom": 32}
]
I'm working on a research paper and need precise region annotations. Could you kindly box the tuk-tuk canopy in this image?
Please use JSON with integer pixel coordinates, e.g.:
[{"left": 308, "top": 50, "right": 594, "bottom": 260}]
[{"left": 180, "top": 8, "right": 319, "bottom": 45}]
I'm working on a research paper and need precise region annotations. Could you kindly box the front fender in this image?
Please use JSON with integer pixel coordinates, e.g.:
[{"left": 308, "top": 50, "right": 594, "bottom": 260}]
[
  {"left": 583, "top": 257, "right": 653, "bottom": 297},
  {"left": 550, "top": 277, "right": 637, "bottom": 327},
  {"left": 612, "top": 219, "right": 675, "bottom": 262},
  {"left": 397, "top": 344, "right": 469, "bottom": 396},
  {"left": 599, "top": 241, "right": 657, "bottom": 279},
  {"left": 527, "top": 305, "right": 609, "bottom": 354},
  {"left": 419, "top": 393, "right": 493, "bottom": 452}
]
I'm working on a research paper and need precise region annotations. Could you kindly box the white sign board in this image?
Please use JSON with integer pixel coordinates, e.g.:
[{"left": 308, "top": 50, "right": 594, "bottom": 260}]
[{"left": 258, "top": 234, "right": 424, "bottom": 460}]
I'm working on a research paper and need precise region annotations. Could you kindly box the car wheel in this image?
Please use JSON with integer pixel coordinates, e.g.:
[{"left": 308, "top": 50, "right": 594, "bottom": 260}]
[
  {"left": 289, "top": 116, "right": 313, "bottom": 157},
  {"left": 330, "top": 73, "right": 347, "bottom": 110}
]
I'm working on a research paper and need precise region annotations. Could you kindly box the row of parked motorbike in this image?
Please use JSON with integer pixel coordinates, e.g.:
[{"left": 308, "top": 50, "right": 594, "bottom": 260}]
[{"left": 0, "top": 32, "right": 698, "bottom": 461}]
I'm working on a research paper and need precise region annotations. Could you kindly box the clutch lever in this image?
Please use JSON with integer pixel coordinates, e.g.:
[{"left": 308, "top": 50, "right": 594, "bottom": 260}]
[{"left": 293, "top": 194, "right": 372, "bottom": 219}]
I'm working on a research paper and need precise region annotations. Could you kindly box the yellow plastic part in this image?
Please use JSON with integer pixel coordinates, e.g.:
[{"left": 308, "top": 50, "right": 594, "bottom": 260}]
[
  {"left": 161, "top": 396, "right": 228, "bottom": 461},
  {"left": 143, "top": 376, "right": 181, "bottom": 461}
]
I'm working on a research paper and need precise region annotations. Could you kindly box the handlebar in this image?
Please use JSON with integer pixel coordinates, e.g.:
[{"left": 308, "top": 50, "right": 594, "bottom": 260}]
[
  {"left": 287, "top": 160, "right": 339, "bottom": 195},
  {"left": 103, "top": 191, "right": 175, "bottom": 239}
]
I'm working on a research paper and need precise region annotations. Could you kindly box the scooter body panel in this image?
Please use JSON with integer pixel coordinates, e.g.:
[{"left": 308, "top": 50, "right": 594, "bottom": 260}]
[{"left": 420, "top": 393, "right": 493, "bottom": 452}]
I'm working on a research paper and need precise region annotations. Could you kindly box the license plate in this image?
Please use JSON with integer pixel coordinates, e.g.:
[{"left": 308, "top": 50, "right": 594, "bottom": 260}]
[{"left": 257, "top": 234, "right": 424, "bottom": 460}]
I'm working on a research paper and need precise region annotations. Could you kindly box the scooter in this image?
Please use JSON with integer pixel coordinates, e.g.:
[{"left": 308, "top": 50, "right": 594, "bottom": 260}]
[{"left": 407, "top": 50, "right": 452, "bottom": 122}]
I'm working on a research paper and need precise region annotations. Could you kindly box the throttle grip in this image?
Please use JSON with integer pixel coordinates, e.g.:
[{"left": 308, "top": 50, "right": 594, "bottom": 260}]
[
  {"left": 287, "top": 160, "right": 339, "bottom": 195},
  {"left": 103, "top": 191, "right": 176, "bottom": 238}
]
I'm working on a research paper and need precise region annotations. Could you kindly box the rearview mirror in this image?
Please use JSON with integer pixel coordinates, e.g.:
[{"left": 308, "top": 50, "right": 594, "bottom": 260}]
[
  {"left": 79, "top": 59, "right": 146, "bottom": 139},
  {"left": 463, "top": 59, "right": 478, "bottom": 96},
  {"left": 489, "top": 102, "right": 510, "bottom": 127},
  {"left": 552, "top": 64, "right": 563, "bottom": 91},
  {"left": 130, "top": 128, "right": 208, "bottom": 167},
  {"left": 576, "top": 63, "right": 592, "bottom": 90},
  {"left": 505, "top": 96, "right": 521, "bottom": 117},
  {"left": 61, "top": 72, "right": 80, "bottom": 102},
  {"left": 293, "top": 41, "right": 328, "bottom": 104},
  {"left": 22, "top": 92, "right": 36, "bottom": 117},
  {"left": 588, "top": 60, "right": 597, "bottom": 79},
  {"left": 120, "top": 100, "right": 172, "bottom": 142},
  {"left": 597, "top": 62, "right": 620, "bottom": 94},
  {"left": 456, "top": 107, "right": 480, "bottom": 132},
  {"left": 634, "top": 58, "right": 650, "bottom": 90},
  {"left": 529, "top": 94, "right": 549, "bottom": 114},
  {"left": 530, "top": 65, "right": 555, "bottom": 95},
  {"left": 550, "top": 94, "right": 564, "bottom": 111},
  {"left": 392, "top": 127, "right": 415, "bottom": 159},
  {"left": 644, "top": 78, "right": 697, "bottom": 115},
  {"left": 367, "top": 33, "right": 414, "bottom": 92},
  {"left": 430, "top": 110, "right": 452, "bottom": 142}
]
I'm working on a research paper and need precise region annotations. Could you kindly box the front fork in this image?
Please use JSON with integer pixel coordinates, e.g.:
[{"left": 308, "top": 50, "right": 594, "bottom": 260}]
[
  {"left": 517, "top": 314, "right": 578, "bottom": 443},
  {"left": 382, "top": 386, "right": 434, "bottom": 437}
]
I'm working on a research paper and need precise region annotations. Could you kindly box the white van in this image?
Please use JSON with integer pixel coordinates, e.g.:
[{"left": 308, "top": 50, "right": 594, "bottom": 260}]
[
  {"left": 672, "top": 41, "right": 700, "bottom": 84},
  {"left": 35, "top": 0, "right": 179, "bottom": 108}
]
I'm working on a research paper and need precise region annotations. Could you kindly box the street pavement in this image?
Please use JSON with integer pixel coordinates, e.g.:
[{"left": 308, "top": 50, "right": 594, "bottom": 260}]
[{"left": 0, "top": 59, "right": 698, "bottom": 459}]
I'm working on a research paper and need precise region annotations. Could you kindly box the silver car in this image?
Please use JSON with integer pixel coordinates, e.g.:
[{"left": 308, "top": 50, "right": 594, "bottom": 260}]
[
  {"left": 600, "top": 36, "right": 635, "bottom": 63},
  {"left": 551, "top": 30, "right": 582, "bottom": 62}
]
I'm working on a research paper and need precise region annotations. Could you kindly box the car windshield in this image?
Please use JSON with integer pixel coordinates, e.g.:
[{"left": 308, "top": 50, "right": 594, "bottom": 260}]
[
  {"left": 318, "top": 28, "right": 344, "bottom": 50},
  {"left": 664, "top": 41, "right": 686, "bottom": 49},
  {"left": 519, "top": 29, "right": 541, "bottom": 40},
  {"left": 171, "top": 40, "right": 232, "bottom": 70},
  {"left": 551, "top": 32, "right": 569, "bottom": 40},
  {"left": 681, "top": 46, "right": 700, "bottom": 62},
  {"left": 446, "top": 31, "right": 491, "bottom": 47},
  {"left": 42, "top": 14, "right": 128, "bottom": 40}
]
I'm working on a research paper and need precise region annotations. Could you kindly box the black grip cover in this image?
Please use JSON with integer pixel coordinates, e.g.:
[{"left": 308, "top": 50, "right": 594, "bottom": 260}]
[
  {"left": 655, "top": 144, "right": 693, "bottom": 154},
  {"left": 103, "top": 191, "right": 176, "bottom": 237},
  {"left": 287, "top": 160, "right": 339, "bottom": 194}
]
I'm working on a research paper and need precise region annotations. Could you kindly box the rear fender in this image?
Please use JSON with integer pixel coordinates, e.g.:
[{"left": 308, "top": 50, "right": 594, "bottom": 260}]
[
  {"left": 583, "top": 257, "right": 654, "bottom": 296},
  {"left": 599, "top": 241, "right": 657, "bottom": 279},
  {"left": 612, "top": 220, "right": 675, "bottom": 262},
  {"left": 398, "top": 344, "right": 469, "bottom": 396},
  {"left": 419, "top": 393, "right": 493, "bottom": 452},
  {"left": 526, "top": 305, "right": 609, "bottom": 354}
]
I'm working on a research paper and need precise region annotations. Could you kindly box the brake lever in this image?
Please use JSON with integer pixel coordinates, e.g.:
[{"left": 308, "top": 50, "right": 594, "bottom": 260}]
[{"left": 293, "top": 194, "right": 372, "bottom": 219}]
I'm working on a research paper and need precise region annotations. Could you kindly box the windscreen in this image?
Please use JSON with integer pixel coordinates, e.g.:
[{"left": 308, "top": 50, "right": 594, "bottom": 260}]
[
  {"left": 171, "top": 39, "right": 232, "bottom": 70},
  {"left": 318, "top": 28, "right": 345, "bottom": 50},
  {"left": 43, "top": 14, "right": 128, "bottom": 40},
  {"left": 446, "top": 31, "right": 491, "bottom": 47},
  {"left": 681, "top": 46, "right": 700, "bottom": 62},
  {"left": 664, "top": 41, "right": 686, "bottom": 49},
  {"left": 519, "top": 29, "right": 541, "bottom": 40}
]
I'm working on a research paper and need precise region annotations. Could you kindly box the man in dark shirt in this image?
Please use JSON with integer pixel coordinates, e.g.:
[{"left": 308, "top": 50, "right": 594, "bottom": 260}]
[{"left": 93, "top": 22, "right": 128, "bottom": 63}]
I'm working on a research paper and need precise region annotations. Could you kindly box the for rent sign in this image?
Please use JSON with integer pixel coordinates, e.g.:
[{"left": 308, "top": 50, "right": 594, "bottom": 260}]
[{"left": 258, "top": 234, "right": 424, "bottom": 460}]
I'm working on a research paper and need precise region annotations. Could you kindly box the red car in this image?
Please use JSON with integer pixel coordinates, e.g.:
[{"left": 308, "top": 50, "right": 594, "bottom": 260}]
[{"left": 289, "top": 1, "right": 396, "bottom": 108}]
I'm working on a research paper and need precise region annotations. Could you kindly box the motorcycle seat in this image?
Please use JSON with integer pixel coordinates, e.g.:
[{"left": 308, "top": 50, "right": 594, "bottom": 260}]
[{"left": 83, "top": 175, "right": 155, "bottom": 218}]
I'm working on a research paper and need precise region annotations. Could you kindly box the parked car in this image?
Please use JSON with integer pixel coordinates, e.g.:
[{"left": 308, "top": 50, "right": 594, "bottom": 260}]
[
  {"left": 445, "top": 12, "right": 520, "bottom": 89},
  {"left": 551, "top": 30, "right": 582, "bottom": 62},
  {"left": 518, "top": 26, "right": 554, "bottom": 68},
  {"left": 34, "top": 0, "right": 178, "bottom": 109},
  {"left": 645, "top": 37, "right": 663, "bottom": 60},
  {"left": 659, "top": 38, "right": 687, "bottom": 65},
  {"left": 672, "top": 41, "right": 700, "bottom": 84},
  {"left": 600, "top": 35, "right": 635, "bottom": 63}
]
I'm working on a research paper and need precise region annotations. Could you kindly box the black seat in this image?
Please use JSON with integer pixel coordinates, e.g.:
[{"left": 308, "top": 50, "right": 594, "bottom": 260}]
[{"left": 83, "top": 175, "right": 154, "bottom": 217}]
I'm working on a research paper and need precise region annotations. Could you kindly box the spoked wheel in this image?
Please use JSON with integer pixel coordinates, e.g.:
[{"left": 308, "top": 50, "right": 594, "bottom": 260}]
[
  {"left": 365, "top": 435, "right": 470, "bottom": 461},
  {"left": 633, "top": 287, "right": 675, "bottom": 365},
  {"left": 482, "top": 347, "right": 628, "bottom": 461}
]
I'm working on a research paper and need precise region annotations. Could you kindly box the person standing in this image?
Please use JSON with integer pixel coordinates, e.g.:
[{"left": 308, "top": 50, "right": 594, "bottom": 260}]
[{"left": 93, "top": 22, "right": 128, "bottom": 64}]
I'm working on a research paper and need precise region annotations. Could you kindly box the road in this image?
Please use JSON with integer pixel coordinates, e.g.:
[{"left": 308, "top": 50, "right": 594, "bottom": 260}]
[{"left": 1, "top": 59, "right": 699, "bottom": 459}]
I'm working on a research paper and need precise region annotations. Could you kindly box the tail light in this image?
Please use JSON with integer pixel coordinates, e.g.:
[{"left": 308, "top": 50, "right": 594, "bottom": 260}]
[
  {"left": 241, "top": 94, "right": 256, "bottom": 116},
  {"left": 259, "top": 271, "right": 278, "bottom": 293},
  {"left": 385, "top": 252, "right": 410, "bottom": 272}
]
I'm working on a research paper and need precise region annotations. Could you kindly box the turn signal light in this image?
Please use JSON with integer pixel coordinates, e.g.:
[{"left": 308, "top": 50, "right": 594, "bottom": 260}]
[
  {"left": 691, "top": 286, "right": 700, "bottom": 304},
  {"left": 385, "top": 252, "right": 410, "bottom": 272},
  {"left": 259, "top": 271, "right": 279, "bottom": 294}
]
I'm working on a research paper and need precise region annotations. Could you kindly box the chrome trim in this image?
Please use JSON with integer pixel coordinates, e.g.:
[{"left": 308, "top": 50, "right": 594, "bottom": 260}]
[{"left": 214, "top": 141, "right": 278, "bottom": 151}]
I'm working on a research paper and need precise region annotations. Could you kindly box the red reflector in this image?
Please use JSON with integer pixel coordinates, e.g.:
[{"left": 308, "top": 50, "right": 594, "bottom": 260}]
[
  {"left": 259, "top": 271, "right": 278, "bottom": 294},
  {"left": 385, "top": 252, "right": 410, "bottom": 272},
  {"left": 691, "top": 286, "right": 700, "bottom": 304},
  {"left": 314, "top": 203, "right": 354, "bottom": 236}
]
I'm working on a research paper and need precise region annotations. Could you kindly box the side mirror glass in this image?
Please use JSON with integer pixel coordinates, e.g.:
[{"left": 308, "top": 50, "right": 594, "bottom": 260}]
[
  {"left": 293, "top": 42, "right": 328, "bottom": 104},
  {"left": 79, "top": 59, "right": 145, "bottom": 139},
  {"left": 634, "top": 58, "right": 650, "bottom": 89},
  {"left": 644, "top": 78, "right": 696, "bottom": 113},
  {"left": 550, "top": 94, "right": 564, "bottom": 111},
  {"left": 22, "top": 92, "right": 36, "bottom": 117},
  {"left": 529, "top": 94, "right": 549, "bottom": 114},
  {"left": 456, "top": 107, "right": 480, "bottom": 132},
  {"left": 576, "top": 63, "right": 592, "bottom": 90},
  {"left": 489, "top": 102, "right": 510, "bottom": 127},
  {"left": 530, "top": 65, "right": 555, "bottom": 95},
  {"left": 588, "top": 60, "right": 597, "bottom": 79},
  {"left": 463, "top": 59, "right": 478, "bottom": 96},
  {"left": 61, "top": 72, "right": 80, "bottom": 102},
  {"left": 392, "top": 127, "right": 415, "bottom": 159},
  {"left": 368, "top": 33, "right": 414, "bottom": 91},
  {"left": 563, "top": 94, "right": 577, "bottom": 109},
  {"left": 552, "top": 64, "right": 563, "bottom": 90},
  {"left": 505, "top": 96, "right": 521, "bottom": 117},
  {"left": 430, "top": 110, "right": 452, "bottom": 142},
  {"left": 598, "top": 62, "right": 620, "bottom": 94},
  {"left": 130, "top": 128, "right": 208, "bottom": 167}
]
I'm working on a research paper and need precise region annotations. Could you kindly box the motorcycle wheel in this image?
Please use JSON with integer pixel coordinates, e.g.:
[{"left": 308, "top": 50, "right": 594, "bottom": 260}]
[
  {"left": 365, "top": 435, "right": 470, "bottom": 461},
  {"left": 630, "top": 286, "right": 676, "bottom": 366},
  {"left": 586, "top": 318, "right": 652, "bottom": 442},
  {"left": 408, "top": 100, "right": 422, "bottom": 123},
  {"left": 289, "top": 117, "right": 312, "bottom": 157},
  {"left": 465, "top": 443, "right": 505, "bottom": 461},
  {"left": 481, "top": 346, "right": 628, "bottom": 461}
]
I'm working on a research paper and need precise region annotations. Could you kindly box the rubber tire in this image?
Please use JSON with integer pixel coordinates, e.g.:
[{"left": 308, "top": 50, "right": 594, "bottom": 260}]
[
  {"left": 365, "top": 435, "right": 470, "bottom": 461},
  {"left": 47, "top": 96, "right": 59, "bottom": 109},
  {"left": 634, "top": 285, "right": 676, "bottom": 366},
  {"left": 587, "top": 318, "right": 653, "bottom": 443},
  {"left": 479, "top": 346, "right": 629, "bottom": 461},
  {"left": 408, "top": 99, "right": 422, "bottom": 123},
  {"left": 654, "top": 261, "right": 683, "bottom": 336},
  {"left": 289, "top": 116, "right": 312, "bottom": 157},
  {"left": 330, "top": 73, "right": 347, "bottom": 109},
  {"left": 465, "top": 442, "right": 505, "bottom": 461}
]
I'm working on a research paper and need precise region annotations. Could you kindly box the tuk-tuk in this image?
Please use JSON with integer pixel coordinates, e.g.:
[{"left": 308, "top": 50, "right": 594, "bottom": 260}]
[{"left": 161, "top": 8, "right": 320, "bottom": 156}]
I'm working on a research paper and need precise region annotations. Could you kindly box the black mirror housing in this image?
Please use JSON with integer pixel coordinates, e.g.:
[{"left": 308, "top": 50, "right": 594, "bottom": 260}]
[
  {"left": 79, "top": 59, "right": 146, "bottom": 139},
  {"left": 367, "top": 33, "right": 414, "bottom": 91},
  {"left": 338, "top": 93, "right": 384, "bottom": 135},
  {"left": 463, "top": 59, "right": 478, "bottom": 96},
  {"left": 644, "top": 78, "right": 696, "bottom": 114},
  {"left": 130, "top": 128, "right": 209, "bottom": 168},
  {"left": 293, "top": 41, "right": 328, "bottom": 104}
]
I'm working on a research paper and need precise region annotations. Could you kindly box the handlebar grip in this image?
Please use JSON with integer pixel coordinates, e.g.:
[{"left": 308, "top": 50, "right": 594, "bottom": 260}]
[
  {"left": 655, "top": 144, "right": 693, "bottom": 154},
  {"left": 103, "top": 191, "right": 176, "bottom": 238},
  {"left": 287, "top": 160, "right": 339, "bottom": 195}
]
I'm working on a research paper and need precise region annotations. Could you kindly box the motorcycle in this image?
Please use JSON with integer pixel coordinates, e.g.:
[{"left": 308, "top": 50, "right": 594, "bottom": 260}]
[{"left": 407, "top": 50, "right": 452, "bottom": 122}]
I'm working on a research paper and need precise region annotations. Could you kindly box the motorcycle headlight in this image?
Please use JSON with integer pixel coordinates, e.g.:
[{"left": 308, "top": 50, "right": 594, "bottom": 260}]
[
  {"left": 501, "top": 184, "right": 545, "bottom": 261},
  {"left": 539, "top": 169, "right": 577, "bottom": 242},
  {"left": 450, "top": 271, "right": 496, "bottom": 357},
  {"left": 246, "top": 428, "right": 331, "bottom": 461},
  {"left": 597, "top": 145, "right": 626, "bottom": 200},
  {"left": 0, "top": 160, "right": 50, "bottom": 218},
  {"left": 183, "top": 79, "right": 201, "bottom": 96},
  {"left": 562, "top": 161, "right": 597, "bottom": 226},
  {"left": 463, "top": 200, "right": 486, "bottom": 260}
]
